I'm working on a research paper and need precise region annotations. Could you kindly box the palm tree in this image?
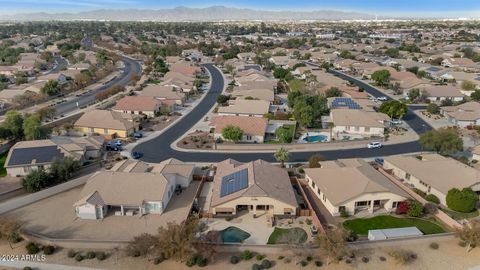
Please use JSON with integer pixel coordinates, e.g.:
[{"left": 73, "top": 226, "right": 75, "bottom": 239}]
[
  {"left": 327, "top": 122, "right": 335, "bottom": 140},
  {"left": 274, "top": 147, "right": 290, "bottom": 168}
]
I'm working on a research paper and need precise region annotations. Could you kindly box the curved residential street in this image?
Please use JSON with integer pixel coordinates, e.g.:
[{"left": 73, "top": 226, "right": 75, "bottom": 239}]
[
  {"left": 134, "top": 64, "right": 432, "bottom": 163},
  {"left": 54, "top": 56, "right": 142, "bottom": 116}
]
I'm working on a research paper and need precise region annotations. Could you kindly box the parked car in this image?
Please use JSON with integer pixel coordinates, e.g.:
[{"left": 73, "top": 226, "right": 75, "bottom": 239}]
[
  {"left": 377, "top": 96, "right": 388, "bottom": 101},
  {"left": 132, "top": 151, "right": 143, "bottom": 159},
  {"left": 367, "top": 142, "right": 382, "bottom": 149},
  {"left": 310, "top": 225, "right": 318, "bottom": 235},
  {"left": 391, "top": 119, "right": 402, "bottom": 125},
  {"left": 374, "top": 157, "right": 384, "bottom": 165},
  {"left": 133, "top": 132, "right": 143, "bottom": 139},
  {"left": 105, "top": 145, "right": 121, "bottom": 151}
]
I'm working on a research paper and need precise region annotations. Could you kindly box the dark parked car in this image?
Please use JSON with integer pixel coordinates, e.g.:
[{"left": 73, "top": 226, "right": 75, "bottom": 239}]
[
  {"left": 132, "top": 151, "right": 143, "bottom": 159},
  {"left": 133, "top": 132, "right": 143, "bottom": 139}
]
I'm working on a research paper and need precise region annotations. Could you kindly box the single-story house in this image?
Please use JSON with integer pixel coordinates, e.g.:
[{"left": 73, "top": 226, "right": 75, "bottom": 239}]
[
  {"left": 210, "top": 115, "right": 268, "bottom": 143},
  {"left": 441, "top": 101, "right": 480, "bottom": 127},
  {"left": 383, "top": 154, "right": 480, "bottom": 205},
  {"left": 330, "top": 109, "right": 386, "bottom": 138},
  {"left": 422, "top": 85, "right": 464, "bottom": 103},
  {"left": 209, "top": 159, "right": 298, "bottom": 217},
  {"left": 74, "top": 109, "right": 140, "bottom": 138},
  {"left": 139, "top": 84, "right": 186, "bottom": 106},
  {"left": 4, "top": 139, "right": 86, "bottom": 177},
  {"left": 304, "top": 159, "right": 409, "bottom": 216},
  {"left": 74, "top": 158, "right": 195, "bottom": 220},
  {"left": 113, "top": 96, "right": 162, "bottom": 117},
  {"left": 217, "top": 99, "right": 270, "bottom": 117}
]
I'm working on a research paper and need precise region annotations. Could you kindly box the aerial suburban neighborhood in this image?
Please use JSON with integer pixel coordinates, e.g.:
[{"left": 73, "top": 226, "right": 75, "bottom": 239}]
[{"left": 0, "top": 1, "right": 480, "bottom": 270}]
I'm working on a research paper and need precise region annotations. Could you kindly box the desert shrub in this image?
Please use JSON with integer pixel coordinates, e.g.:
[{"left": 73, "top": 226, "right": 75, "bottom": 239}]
[
  {"left": 306, "top": 256, "right": 313, "bottom": 261},
  {"left": 278, "top": 255, "right": 284, "bottom": 260},
  {"left": 230, "top": 255, "right": 240, "bottom": 264},
  {"left": 379, "top": 256, "right": 386, "bottom": 262},
  {"left": 67, "top": 249, "right": 76, "bottom": 258},
  {"left": 23, "top": 267, "right": 32, "bottom": 270},
  {"left": 256, "top": 253, "right": 265, "bottom": 261},
  {"left": 261, "top": 259, "right": 272, "bottom": 269},
  {"left": 252, "top": 263, "right": 262, "bottom": 270},
  {"left": 459, "top": 241, "right": 467, "bottom": 247},
  {"left": 306, "top": 219, "right": 312, "bottom": 225},
  {"left": 75, "top": 254, "right": 84, "bottom": 261},
  {"left": 97, "top": 252, "right": 107, "bottom": 261},
  {"left": 315, "top": 260, "right": 323, "bottom": 267},
  {"left": 43, "top": 245, "right": 55, "bottom": 255},
  {"left": 186, "top": 256, "right": 196, "bottom": 267},
  {"left": 426, "top": 194, "right": 440, "bottom": 204},
  {"left": 25, "top": 242, "right": 40, "bottom": 254},
  {"left": 242, "top": 250, "right": 253, "bottom": 260},
  {"left": 86, "top": 251, "right": 96, "bottom": 259},
  {"left": 284, "top": 257, "right": 291, "bottom": 263},
  {"left": 388, "top": 249, "right": 417, "bottom": 265},
  {"left": 362, "top": 256, "right": 369, "bottom": 263},
  {"left": 300, "top": 260, "right": 308, "bottom": 266},
  {"left": 197, "top": 257, "right": 208, "bottom": 267},
  {"left": 429, "top": 242, "right": 439, "bottom": 250},
  {"left": 345, "top": 259, "right": 352, "bottom": 264}
]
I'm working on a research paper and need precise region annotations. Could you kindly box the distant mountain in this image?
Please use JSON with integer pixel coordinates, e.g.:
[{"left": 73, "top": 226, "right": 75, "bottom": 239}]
[{"left": 0, "top": 6, "right": 377, "bottom": 21}]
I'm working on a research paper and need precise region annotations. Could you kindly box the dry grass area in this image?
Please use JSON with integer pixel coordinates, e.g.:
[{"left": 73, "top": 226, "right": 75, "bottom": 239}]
[
  {"left": 142, "top": 115, "right": 180, "bottom": 132},
  {"left": 178, "top": 131, "right": 214, "bottom": 150},
  {"left": 1, "top": 237, "right": 480, "bottom": 270}
]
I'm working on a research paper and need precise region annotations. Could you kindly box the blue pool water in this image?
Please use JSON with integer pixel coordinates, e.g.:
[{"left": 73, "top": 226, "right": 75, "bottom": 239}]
[
  {"left": 220, "top": 226, "right": 251, "bottom": 243},
  {"left": 303, "top": 135, "right": 328, "bottom": 143}
]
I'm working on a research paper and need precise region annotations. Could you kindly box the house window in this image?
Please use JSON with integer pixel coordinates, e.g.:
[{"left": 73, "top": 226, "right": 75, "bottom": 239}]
[
  {"left": 365, "top": 127, "right": 370, "bottom": 132},
  {"left": 322, "top": 194, "right": 326, "bottom": 202},
  {"left": 317, "top": 188, "right": 321, "bottom": 195},
  {"left": 246, "top": 135, "right": 252, "bottom": 140},
  {"left": 338, "top": 206, "right": 346, "bottom": 213},
  {"left": 312, "top": 182, "right": 316, "bottom": 188},
  {"left": 346, "top": 126, "right": 350, "bottom": 131},
  {"left": 392, "top": 201, "right": 399, "bottom": 208},
  {"left": 104, "top": 128, "right": 108, "bottom": 134},
  {"left": 355, "top": 201, "right": 370, "bottom": 207},
  {"left": 89, "top": 127, "right": 94, "bottom": 133},
  {"left": 354, "top": 126, "right": 360, "bottom": 132}
]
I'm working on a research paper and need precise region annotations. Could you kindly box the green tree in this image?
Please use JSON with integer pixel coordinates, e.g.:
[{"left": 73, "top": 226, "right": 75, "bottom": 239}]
[
  {"left": 216, "top": 94, "right": 230, "bottom": 104},
  {"left": 419, "top": 128, "right": 463, "bottom": 155},
  {"left": 406, "top": 201, "right": 424, "bottom": 217},
  {"left": 22, "top": 169, "right": 50, "bottom": 193},
  {"left": 371, "top": 70, "right": 391, "bottom": 86},
  {"left": 471, "top": 90, "right": 480, "bottom": 101},
  {"left": 287, "top": 90, "right": 303, "bottom": 108},
  {"left": 274, "top": 147, "right": 289, "bottom": 167},
  {"left": 385, "top": 48, "right": 400, "bottom": 58},
  {"left": 325, "top": 87, "right": 342, "bottom": 98},
  {"left": 273, "top": 68, "right": 290, "bottom": 79},
  {"left": 41, "top": 80, "right": 61, "bottom": 96},
  {"left": 294, "top": 105, "right": 314, "bottom": 127},
  {"left": 221, "top": 125, "right": 243, "bottom": 142},
  {"left": 36, "top": 107, "right": 57, "bottom": 121},
  {"left": 379, "top": 100, "right": 408, "bottom": 119},
  {"left": 49, "top": 157, "right": 80, "bottom": 184},
  {"left": 23, "top": 115, "right": 49, "bottom": 140},
  {"left": 153, "top": 58, "right": 169, "bottom": 74},
  {"left": 408, "top": 88, "right": 420, "bottom": 102},
  {"left": 339, "top": 50, "right": 354, "bottom": 59},
  {"left": 461, "top": 80, "right": 477, "bottom": 91},
  {"left": 275, "top": 126, "right": 293, "bottom": 143},
  {"left": 309, "top": 155, "right": 326, "bottom": 168},
  {"left": 426, "top": 103, "right": 440, "bottom": 114},
  {"left": 446, "top": 188, "right": 479, "bottom": 213},
  {"left": 3, "top": 111, "right": 24, "bottom": 140}
]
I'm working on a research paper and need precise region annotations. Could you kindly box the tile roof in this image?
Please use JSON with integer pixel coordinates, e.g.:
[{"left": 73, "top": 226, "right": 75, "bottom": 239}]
[
  {"left": 211, "top": 116, "right": 268, "bottom": 137},
  {"left": 113, "top": 96, "right": 162, "bottom": 112}
]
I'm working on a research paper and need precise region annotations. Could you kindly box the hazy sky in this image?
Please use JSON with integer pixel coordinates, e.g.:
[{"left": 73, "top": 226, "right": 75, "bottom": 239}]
[{"left": 0, "top": 0, "right": 479, "bottom": 17}]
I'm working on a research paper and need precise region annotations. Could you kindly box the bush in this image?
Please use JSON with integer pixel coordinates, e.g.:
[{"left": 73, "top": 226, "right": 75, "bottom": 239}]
[
  {"left": 379, "top": 256, "right": 386, "bottom": 262},
  {"left": 429, "top": 242, "right": 439, "bottom": 250},
  {"left": 252, "top": 263, "right": 262, "bottom": 270},
  {"left": 396, "top": 201, "right": 410, "bottom": 215},
  {"left": 43, "top": 245, "right": 55, "bottom": 255},
  {"left": 300, "top": 260, "right": 308, "bottom": 266},
  {"left": 345, "top": 259, "right": 352, "bottom": 264},
  {"left": 242, "top": 250, "right": 253, "bottom": 260},
  {"left": 23, "top": 267, "right": 32, "bottom": 270},
  {"left": 315, "top": 260, "right": 323, "bottom": 267},
  {"left": 197, "top": 257, "right": 208, "bottom": 267},
  {"left": 426, "top": 194, "right": 440, "bottom": 204},
  {"left": 362, "top": 256, "right": 369, "bottom": 263},
  {"left": 25, "top": 242, "right": 40, "bottom": 254},
  {"left": 407, "top": 201, "right": 424, "bottom": 217},
  {"left": 86, "top": 251, "right": 96, "bottom": 259},
  {"left": 186, "top": 256, "right": 196, "bottom": 267},
  {"left": 412, "top": 188, "right": 426, "bottom": 198},
  {"left": 388, "top": 249, "right": 417, "bottom": 265},
  {"left": 75, "top": 254, "right": 84, "bottom": 261},
  {"left": 340, "top": 208, "right": 349, "bottom": 218},
  {"left": 97, "top": 252, "right": 107, "bottom": 261},
  {"left": 256, "top": 253, "right": 266, "bottom": 261},
  {"left": 306, "top": 256, "right": 313, "bottom": 261},
  {"left": 67, "top": 249, "right": 76, "bottom": 258},
  {"left": 446, "top": 188, "right": 479, "bottom": 213},
  {"left": 261, "top": 259, "right": 272, "bottom": 269},
  {"left": 230, "top": 255, "right": 240, "bottom": 264},
  {"left": 278, "top": 255, "right": 284, "bottom": 260}
]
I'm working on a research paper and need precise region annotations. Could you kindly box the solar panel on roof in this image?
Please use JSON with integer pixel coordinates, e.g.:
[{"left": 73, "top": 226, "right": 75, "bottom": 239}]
[
  {"left": 331, "top": 97, "right": 362, "bottom": 110},
  {"left": 8, "top": 145, "right": 65, "bottom": 166},
  {"left": 220, "top": 168, "right": 249, "bottom": 197}
]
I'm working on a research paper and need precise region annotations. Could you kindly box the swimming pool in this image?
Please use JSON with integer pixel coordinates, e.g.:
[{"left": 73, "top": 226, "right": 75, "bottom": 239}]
[
  {"left": 303, "top": 135, "right": 328, "bottom": 143},
  {"left": 220, "top": 226, "right": 251, "bottom": 243}
]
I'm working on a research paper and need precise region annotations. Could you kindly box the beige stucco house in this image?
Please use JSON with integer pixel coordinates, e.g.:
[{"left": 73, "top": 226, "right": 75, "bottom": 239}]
[
  {"left": 384, "top": 154, "right": 480, "bottom": 205},
  {"left": 74, "top": 109, "right": 140, "bottom": 138},
  {"left": 304, "top": 159, "right": 409, "bottom": 217},
  {"left": 209, "top": 159, "right": 298, "bottom": 217},
  {"left": 74, "top": 158, "right": 195, "bottom": 220}
]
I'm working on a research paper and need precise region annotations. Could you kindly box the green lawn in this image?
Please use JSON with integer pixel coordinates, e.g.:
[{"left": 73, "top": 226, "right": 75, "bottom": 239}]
[
  {"left": 343, "top": 215, "right": 445, "bottom": 235},
  {"left": 441, "top": 208, "right": 479, "bottom": 220},
  {"left": 267, "top": 227, "right": 307, "bottom": 245},
  {"left": 0, "top": 151, "right": 7, "bottom": 177}
]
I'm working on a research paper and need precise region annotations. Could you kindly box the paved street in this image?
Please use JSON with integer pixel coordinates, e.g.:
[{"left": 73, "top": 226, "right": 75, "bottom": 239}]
[{"left": 133, "top": 64, "right": 432, "bottom": 163}]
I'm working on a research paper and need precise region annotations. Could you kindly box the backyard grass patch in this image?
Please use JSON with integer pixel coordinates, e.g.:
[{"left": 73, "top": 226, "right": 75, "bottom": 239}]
[
  {"left": 0, "top": 151, "right": 8, "bottom": 177},
  {"left": 343, "top": 215, "right": 445, "bottom": 235},
  {"left": 267, "top": 227, "right": 307, "bottom": 245},
  {"left": 441, "top": 208, "right": 479, "bottom": 220}
]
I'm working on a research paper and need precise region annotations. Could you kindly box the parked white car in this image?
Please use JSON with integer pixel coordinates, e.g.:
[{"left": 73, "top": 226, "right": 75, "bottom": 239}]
[
  {"left": 377, "top": 96, "right": 388, "bottom": 101},
  {"left": 367, "top": 142, "right": 383, "bottom": 149},
  {"left": 391, "top": 119, "right": 402, "bottom": 125}
]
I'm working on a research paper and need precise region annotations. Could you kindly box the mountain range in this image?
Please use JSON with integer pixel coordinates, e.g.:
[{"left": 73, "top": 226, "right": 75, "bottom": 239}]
[{"left": 0, "top": 6, "right": 378, "bottom": 21}]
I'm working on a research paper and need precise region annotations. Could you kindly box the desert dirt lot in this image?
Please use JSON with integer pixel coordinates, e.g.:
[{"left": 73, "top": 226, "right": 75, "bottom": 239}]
[
  {"left": 0, "top": 237, "right": 480, "bottom": 270},
  {"left": 5, "top": 181, "right": 200, "bottom": 241}
]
